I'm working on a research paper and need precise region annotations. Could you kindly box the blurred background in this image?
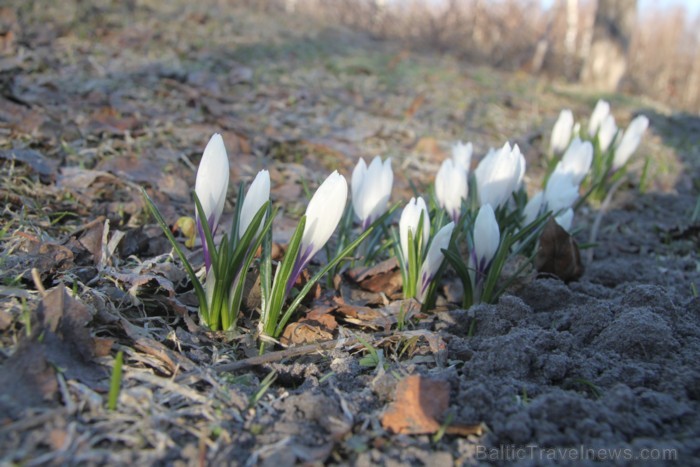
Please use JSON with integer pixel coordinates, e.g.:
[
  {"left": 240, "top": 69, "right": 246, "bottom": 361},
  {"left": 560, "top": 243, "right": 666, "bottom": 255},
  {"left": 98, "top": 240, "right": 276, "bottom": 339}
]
[{"left": 237, "top": 0, "right": 700, "bottom": 113}]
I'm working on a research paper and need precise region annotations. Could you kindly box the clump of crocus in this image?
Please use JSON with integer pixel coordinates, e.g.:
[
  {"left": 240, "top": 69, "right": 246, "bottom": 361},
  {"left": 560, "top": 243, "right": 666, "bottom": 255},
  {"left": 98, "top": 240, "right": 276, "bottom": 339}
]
[
  {"left": 550, "top": 109, "right": 574, "bottom": 156},
  {"left": 259, "top": 170, "right": 387, "bottom": 347},
  {"left": 143, "top": 133, "right": 274, "bottom": 331},
  {"left": 352, "top": 156, "right": 393, "bottom": 230}
]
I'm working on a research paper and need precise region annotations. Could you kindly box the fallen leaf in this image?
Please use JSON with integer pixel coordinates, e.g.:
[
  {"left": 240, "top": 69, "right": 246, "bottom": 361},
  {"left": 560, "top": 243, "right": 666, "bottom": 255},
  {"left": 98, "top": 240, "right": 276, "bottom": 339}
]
[
  {"left": 534, "top": 218, "right": 584, "bottom": 282},
  {"left": 335, "top": 303, "right": 391, "bottom": 330},
  {"left": 346, "top": 257, "right": 402, "bottom": 297},
  {"left": 0, "top": 148, "right": 58, "bottom": 182},
  {"left": 381, "top": 375, "right": 449, "bottom": 434},
  {"left": 280, "top": 306, "right": 337, "bottom": 346}
]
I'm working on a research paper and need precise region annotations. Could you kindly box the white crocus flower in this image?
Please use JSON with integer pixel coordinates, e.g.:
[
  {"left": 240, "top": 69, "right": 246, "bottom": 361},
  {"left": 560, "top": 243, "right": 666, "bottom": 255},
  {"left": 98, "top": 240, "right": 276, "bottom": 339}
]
[
  {"left": 544, "top": 172, "right": 579, "bottom": 213},
  {"left": 613, "top": 115, "right": 649, "bottom": 170},
  {"left": 297, "top": 171, "right": 348, "bottom": 268},
  {"left": 195, "top": 133, "right": 229, "bottom": 233},
  {"left": 550, "top": 109, "right": 574, "bottom": 155},
  {"left": 435, "top": 158, "right": 468, "bottom": 222},
  {"left": 416, "top": 222, "right": 455, "bottom": 302},
  {"left": 475, "top": 143, "right": 525, "bottom": 209},
  {"left": 588, "top": 99, "right": 610, "bottom": 138},
  {"left": 554, "top": 138, "right": 593, "bottom": 185},
  {"left": 471, "top": 204, "right": 500, "bottom": 279},
  {"left": 597, "top": 114, "right": 618, "bottom": 152},
  {"left": 238, "top": 170, "right": 270, "bottom": 239},
  {"left": 399, "top": 197, "right": 430, "bottom": 264},
  {"left": 451, "top": 141, "right": 473, "bottom": 171},
  {"left": 555, "top": 208, "right": 574, "bottom": 232},
  {"left": 351, "top": 156, "right": 393, "bottom": 230}
]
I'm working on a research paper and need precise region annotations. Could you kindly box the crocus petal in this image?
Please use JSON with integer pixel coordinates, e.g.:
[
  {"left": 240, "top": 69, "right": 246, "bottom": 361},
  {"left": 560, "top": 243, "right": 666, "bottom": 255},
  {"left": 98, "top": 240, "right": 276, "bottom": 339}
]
[
  {"left": 451, "top": 141, "right": 473, "bottom": 171},
  {"left": 555, "top": 208, "right": 574, "bottom": 232},
  {"left": 351, "top": 157, "right": 367, "bottom": 216},
  {"left": 239, "top": 169, "right": 270, "bottom": 239},
  {"left": 550, "top": 109, "right": 574, "bottom": 155},
  {"left": 613, "top": 115, "right": 649, "bottom": 170},
  {"left": 597, "top": 114, "right": 617, "bottom": 153},
  {"left": 417, "top": 222, "right": 455, "bottom": 302},
  {"left": 555, "top": 138, "right": 593, "bottom": 185},
  {"left": 473, "top": 203, "right": 500, "bottom": 268},
  {"left": 195, "top": 133, "right": 229, "bottom": 232},
  {"left": 523, "top": 191, "right": 544, "bottom": 226},
  {"left": 435, "top": 159, "right": 468, "bottom": 222},
  {"left": 544, "top": 172, "right": 579, "bottom": 213},
  {"left": 300, "top": 171, "right": 348, "bottom": 265},
  {"left": 399, "top": 197, "right": 430, "bottom": 263},
  {"left": 588, "top": 99, "right": 610, "bottom": 138}
]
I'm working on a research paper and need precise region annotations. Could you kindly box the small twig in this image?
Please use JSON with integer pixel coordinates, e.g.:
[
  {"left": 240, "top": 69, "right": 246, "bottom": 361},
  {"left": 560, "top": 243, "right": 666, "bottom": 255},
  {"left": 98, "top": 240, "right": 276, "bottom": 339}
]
[
  {"left": 587, "top": 177, "right": 626, "bottom": 264},
  {"left": 213, "top": 337, "right": 360, "bottom": 373}
]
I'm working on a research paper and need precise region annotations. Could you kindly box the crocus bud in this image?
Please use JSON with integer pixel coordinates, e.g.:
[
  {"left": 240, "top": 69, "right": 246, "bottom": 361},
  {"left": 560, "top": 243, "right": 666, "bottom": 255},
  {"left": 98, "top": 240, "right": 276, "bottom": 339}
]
[
  {"left": 417, "top": 222, "right": 454, "bottom": 302},
  {"left": 399, "top": 197, "right": 430, "bottom": 263},
  {"left": 471, "top": 203, "right": 500, "bottom": 276},
  {"left": 238, "top": 170, "right": 270, "bottom": 239},
  {"left": 613, "top": 115, "right": 649, "bottom": 170},
  {"left": 451, "top": 141, "right": 473, "bottom": 171},
  {"left": 597, "top": 114, "right": 617, "bottom": 153},
  {"left": 588, "top": 99, "right": 610, "bottom": 138},
  {"left": 195, "top": 133, "right": 229, "bottom": 233},
  {"left": 195, "top": 133, "right": 230, "bottom": 270},
  {"left": 435, "top": 158, "right": 468, "bottom": 222},
  {"left": 475, "top": 143, "right": 525, "bottom": 209},
  {"left": 298, "top": 171, "right": 348, "bottom": 268},
  {"left": 554, "top": 138, "right": 593, "bottom": 185},
  {"left": 550, "top": 109, "right": 574, "bottom": 155},
  {"left": 351, "top": 156, "right": 393, "bottom": 230}
]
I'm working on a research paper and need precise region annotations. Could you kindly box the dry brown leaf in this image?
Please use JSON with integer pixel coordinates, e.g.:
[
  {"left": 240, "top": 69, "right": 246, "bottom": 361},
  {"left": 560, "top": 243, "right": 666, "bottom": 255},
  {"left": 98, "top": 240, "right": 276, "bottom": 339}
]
[
  {"left": 335, "top": 303, "right": 391, "bottom": 330},
  {"left": 280, "top": 306, "right": 338, "bottom": 346},
  {"left": 346, "top": 258, "right": 402, "bottom": 297},
  {"left": 535, "top": 218, "right": 584, "bottom": 282},
  {"left": 381, "top": 375, "right": 450, "bottom": 434}
]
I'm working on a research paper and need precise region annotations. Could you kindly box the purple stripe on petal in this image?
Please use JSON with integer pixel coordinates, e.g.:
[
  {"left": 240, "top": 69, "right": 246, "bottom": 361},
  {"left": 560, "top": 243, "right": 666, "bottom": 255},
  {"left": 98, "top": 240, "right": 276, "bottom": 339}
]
[
  {"left": 286, "top": 244, "right": 315, "bottom": 295},
  {"left": 197, "top": 218, "right": 212, "bottom": 272}
]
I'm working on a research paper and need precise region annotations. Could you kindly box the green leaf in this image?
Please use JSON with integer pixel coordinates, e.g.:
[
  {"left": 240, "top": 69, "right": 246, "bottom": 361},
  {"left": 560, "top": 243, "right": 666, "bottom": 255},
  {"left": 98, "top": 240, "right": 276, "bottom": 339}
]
[{"left": 141, "top": 188, "right": 207, "bottom": 317}]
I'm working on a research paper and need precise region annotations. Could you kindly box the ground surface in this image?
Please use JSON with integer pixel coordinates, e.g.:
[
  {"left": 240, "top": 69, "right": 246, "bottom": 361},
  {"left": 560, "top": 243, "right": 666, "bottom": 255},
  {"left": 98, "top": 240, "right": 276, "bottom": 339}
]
[{"left": 1, "top": 1, "right": 699, "bottom": 466}]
